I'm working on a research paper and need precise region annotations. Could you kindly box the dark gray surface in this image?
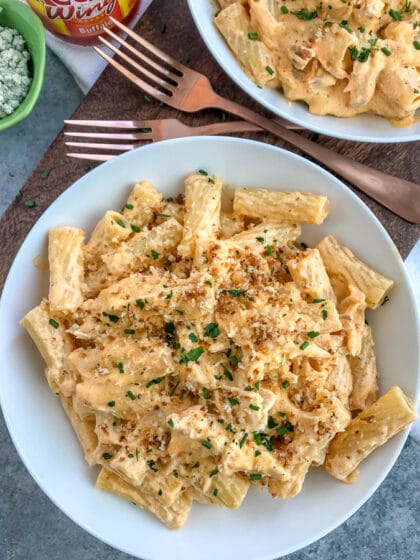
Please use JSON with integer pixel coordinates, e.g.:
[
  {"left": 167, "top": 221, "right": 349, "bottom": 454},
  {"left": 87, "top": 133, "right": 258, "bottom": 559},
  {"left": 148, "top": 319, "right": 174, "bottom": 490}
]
[
  {"left": 0, "top": 49, "right": 83, "bottom": 214},
  {"left": 0, "top": 46, "right": 418, "bottom": 560}
]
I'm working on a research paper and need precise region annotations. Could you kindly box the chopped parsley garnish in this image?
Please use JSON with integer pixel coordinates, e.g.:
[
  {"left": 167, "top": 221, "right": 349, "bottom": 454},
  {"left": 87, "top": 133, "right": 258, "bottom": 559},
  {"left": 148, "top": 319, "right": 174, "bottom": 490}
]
[
  {"left": 25, "top": 200, "right": 36, "bottom": 208},
  {"left": 165, "top": 289, "right": 173, "bottom": 300},
  {"left": 180, "top": 346, "right": 204, "bottom": 364},
  {"left": 125, "top": 203, "right": 134, "bottom": 209},
  {"left": 147, "top": 459, "right": 158, "bottom": 472},
  {"left": 213, "top": 488, "right": 219, "bottom": 497},
  {"left": 292, "top": 8, "right": 318, "bottom": 20},
  {"left": 126, "top": 390, "right": 136, "bottom": 400},
  {"left": 155, "top": 212, "right": 170, "bottom": 217},
  {"left": 131, "top": 224, "right": 141, "bottom": 232},
  {"left": 256, "top": 236, "right": 264, "bottom": 243},
  {"left": 349, "top": 46, "right": 371, "bottom": 63},
  {"left": 117, "top": 219, "right": 125, "bottom": 228},
  {"left": 358, "top": 26, "right": 365, "bottom": 33},
  {"left": 173, "top": 469, "right": 179, "bottom": 478},
  {"left": 136, "top": 298, "right": 147, "bottom": 309},
  {"left": 220, "top": 288, "right": 247, "bottom": 297},
  {"left": 168, "top": 418, "right": 174, "bottom": 429},
  {"left": 107, "top": 400, "right": 115, "bottom": 407},
  {"left": 204, "top": 280, "right": 212, "bottom": 286},
  {"left": 250, "top": 473, "right": 262, "bottom": 480},
  {"left": 265, "top": 65, "right": 274, "bottom": 75},
  {"left": 245, "top": 385, "right": 252, "bottom": 391},
  {"left": 322, "top": 309, "right": 328, "bottom": 320},
  {"left": 201, "top": 439, "right": 212, "bottom": 450},
  {"left": 202, "top": 387, "right": 210, "bottom": 399},
  {"left": 189, "top": 332, "right": 198, "bottom": 342},
  {"left": 388, "top": 9, "right": 401, "bottom": 20},
  {"left": 198, "top": 169, "right": 208, "bottom": 176},
  {"left": 228, "top": 397, "right": 239, "bottom": 406},
  {"left": 266, "top": 245, "right": 274, "bottom": 256},
  {"left": 150, "top": 249, "right": 160, "bottom": 260},
  {"left": 413, "top": 41, "right": 420, "bottom": 50},
  {"left": 165, "top": 321, "right": 175, "bottom": 336},
  {"left": 239, "top": 432, "right": 248, "bottom": 448},
  {"left": 41, "top": 169, "right": 50, "bottom": 179},
  {"left": 146, "top": 375, "right": 165, "bottom": 388},
  {"left": 404, "top": 0, "right": 411, "bottom": 12},
  {"left": 102, "top": 452, "right": 112, "bottom": 460},
  {"left": 124, "top": 328, "right": 135, "bottom": 335},
  {"left": 209, "top": 469, "right": 219, "bottom": 478},
  {"left": 300, "top": 341, "right": 310, "bottom": 351},
  {"left": 248, "top": 32, "right": 259, "bottom": 40},
  {"left": 339, "top": 20, "right": 352, "bottom": 33},
  {"left": 276, "top": 422, "right": 294, "bottom": 436},
  {"left": 282, "top": 380, "right": 290, "bottom": 388},
  {"left": 229, "top": 355, "right": 239, "bottom": 367},
  {"left": 253, "top": 432, "right": 274, "bottom": 451},
  {"left": 280, "top": 5, "right": 289, "bottom": 13},
  {"left": 381, "top": 47, "right": 392, "bottom": 56},
  {"left": 223, "top": 368, "right": 233, "bottom": 381},
  {"left": 308, "top": 331, "right": 320, "bottom": 338},
  {"left": 254, "top": 450, "right": 262, "bottom": 457},
  {"left": 300, "top": 242, "right": 308, "bottom": 250},
  {"left": 249, "top": 404, "right": 260, "bottom": 411},
  {"left": 48, "top": 318, "right": 59, "bottom": 329},
  {"left": 368, "top": 38, "right": 378, "bottom": 46},
  {"left": 204, "top": 322, "right": 219, "bottom": 339},
  {"left": 158, "top": 489, "right": 163, "bottom": 496},
  {"left": 208, "top": 177, "right": 215, "bottom": 184},
  {"left": 128, "top": 453, "right": 134, "bottom": 458},
  {"left": 267, "top": 416, "right": 278, "bottom": 429},
  {"left": 313, "top": 298, "right": 325, "bottom": 303},
  {"left": 255, "top": 381, "right": 260, "bottom": 390},
  {"left": 192, "top": 461, "right": 200, "bottom": 468},
  {"left": 117, "top": 362, "right": 124, "bottom": 373},
  {"left": 102, "top": 311, "right": 120, "bottom": 323}
]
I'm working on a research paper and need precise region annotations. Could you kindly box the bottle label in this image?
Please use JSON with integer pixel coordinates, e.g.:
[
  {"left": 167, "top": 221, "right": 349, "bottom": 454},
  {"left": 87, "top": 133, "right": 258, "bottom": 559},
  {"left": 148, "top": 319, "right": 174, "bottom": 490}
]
[
  {"left": 28, "top": 0, "right": 137, "bottom": 38},
  {"left": 43, "top": 0, "right": 117, "bottom": 21}
]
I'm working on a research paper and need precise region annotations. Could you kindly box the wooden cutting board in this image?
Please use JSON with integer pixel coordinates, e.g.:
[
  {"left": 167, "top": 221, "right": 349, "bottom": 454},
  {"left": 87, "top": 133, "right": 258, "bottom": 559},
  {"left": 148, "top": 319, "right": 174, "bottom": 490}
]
[{"left": 0, "top": 0, "right": 419, "bottom": 290}]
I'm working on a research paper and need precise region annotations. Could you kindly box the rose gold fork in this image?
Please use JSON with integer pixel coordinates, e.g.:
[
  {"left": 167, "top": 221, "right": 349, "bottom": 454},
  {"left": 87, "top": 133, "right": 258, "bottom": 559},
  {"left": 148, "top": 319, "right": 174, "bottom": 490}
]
[
  {"left": 64, "top": 117, "right": 265, "bottom": 161},
  {"left": 93, "top": 17, "right": 420, "bottom": 223}
]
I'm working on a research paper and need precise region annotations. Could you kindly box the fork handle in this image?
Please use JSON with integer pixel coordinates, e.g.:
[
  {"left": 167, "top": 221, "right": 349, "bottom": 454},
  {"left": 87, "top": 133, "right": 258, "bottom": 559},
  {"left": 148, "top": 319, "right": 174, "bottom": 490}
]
[{"left": 211, "top": 94, "right": 420, "bottom": 224}]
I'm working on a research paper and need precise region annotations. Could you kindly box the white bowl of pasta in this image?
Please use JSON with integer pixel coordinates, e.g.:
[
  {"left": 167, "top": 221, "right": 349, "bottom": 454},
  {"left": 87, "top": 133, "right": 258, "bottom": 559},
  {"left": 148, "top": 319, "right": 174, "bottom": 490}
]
[
  {"left": 0, "top": 137, "right": 418, "bottom": 560},
  {"left": 188, "top": 0, "right": 420, "bottom": 143}
]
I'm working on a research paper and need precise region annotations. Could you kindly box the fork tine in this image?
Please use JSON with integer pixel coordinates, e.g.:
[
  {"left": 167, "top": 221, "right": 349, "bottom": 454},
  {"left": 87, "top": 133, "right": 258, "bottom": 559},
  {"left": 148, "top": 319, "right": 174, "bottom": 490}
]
[
  {"left": 98, "top": 36, "right": 175, "bottom": 94},
  {"left": 64, "top": 130, "right": 153, "bottom": 140},
  {"left": 65, "top": 141, "right": 136, "bottom": 151},
  {"left": 64, "top": 119, "right": 154, "bottom": 129},
  {"left": 109, "top": 16, "right": 186, "bottom": 75},
  {"left": 103, "top": 27, "right": 180, "bottom": 83},
  {"left": 93, "top": 45, "right": 171, "bottom": 103},
  {"left": 67, "top": 153, "right": 115, "bottom": 162}
]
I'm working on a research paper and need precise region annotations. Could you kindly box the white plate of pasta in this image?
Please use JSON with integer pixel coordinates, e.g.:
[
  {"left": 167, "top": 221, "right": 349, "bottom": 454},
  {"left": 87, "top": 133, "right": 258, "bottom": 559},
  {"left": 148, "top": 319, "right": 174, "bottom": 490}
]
[
  {"left": 0, "top": 137, "right": 418, "bottom": 560},
  {"left": 188, "top": 0, "right": 420, "bottom": 143}
]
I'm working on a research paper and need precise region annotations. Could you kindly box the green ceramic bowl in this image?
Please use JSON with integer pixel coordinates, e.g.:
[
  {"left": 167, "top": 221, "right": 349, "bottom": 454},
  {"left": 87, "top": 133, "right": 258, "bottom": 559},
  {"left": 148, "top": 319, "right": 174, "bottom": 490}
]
[{"left": 0, "top": 0, "right": 46, "bottom": 131}]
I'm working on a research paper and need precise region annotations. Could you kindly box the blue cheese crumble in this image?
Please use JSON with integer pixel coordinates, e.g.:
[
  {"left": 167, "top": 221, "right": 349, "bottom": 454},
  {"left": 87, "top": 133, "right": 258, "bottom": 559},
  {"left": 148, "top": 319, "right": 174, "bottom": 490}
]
[{"left": 0, "top": 23, "right": 32, "bottom": 118}]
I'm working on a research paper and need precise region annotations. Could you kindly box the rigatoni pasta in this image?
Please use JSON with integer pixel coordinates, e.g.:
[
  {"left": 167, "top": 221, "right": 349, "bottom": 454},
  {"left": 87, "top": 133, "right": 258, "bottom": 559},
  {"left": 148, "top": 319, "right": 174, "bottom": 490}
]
[{"left": 21, "top": 172, "right": 416, "bottom": 529}]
